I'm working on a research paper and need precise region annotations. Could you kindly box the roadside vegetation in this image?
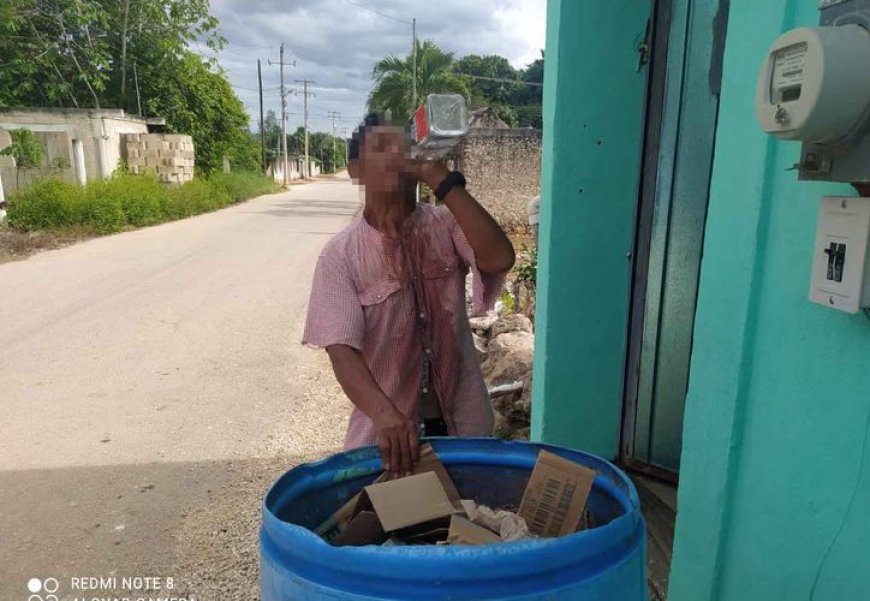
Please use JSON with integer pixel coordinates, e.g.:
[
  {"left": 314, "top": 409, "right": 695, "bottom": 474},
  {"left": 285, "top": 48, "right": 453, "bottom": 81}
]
[{"left": 0, "top": 171, "right": 278, "bottom": 262}]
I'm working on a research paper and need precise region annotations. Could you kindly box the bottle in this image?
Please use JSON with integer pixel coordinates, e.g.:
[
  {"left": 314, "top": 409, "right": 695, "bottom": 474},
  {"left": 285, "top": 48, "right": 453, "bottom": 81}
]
[{"left": 408, "top": 94, "right": 469, "bottom": 159}]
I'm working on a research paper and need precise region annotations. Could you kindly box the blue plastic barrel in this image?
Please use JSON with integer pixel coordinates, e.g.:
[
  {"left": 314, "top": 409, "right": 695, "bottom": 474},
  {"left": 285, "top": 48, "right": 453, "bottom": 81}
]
[{"left": 261, "top": 438, "right": 647, "bottom": 600}]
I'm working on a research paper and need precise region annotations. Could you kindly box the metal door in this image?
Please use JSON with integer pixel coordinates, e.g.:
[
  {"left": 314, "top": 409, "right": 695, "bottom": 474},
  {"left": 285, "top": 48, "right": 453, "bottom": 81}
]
[{"left": 622, "top": 0, "right": 730, "bottom": 479}]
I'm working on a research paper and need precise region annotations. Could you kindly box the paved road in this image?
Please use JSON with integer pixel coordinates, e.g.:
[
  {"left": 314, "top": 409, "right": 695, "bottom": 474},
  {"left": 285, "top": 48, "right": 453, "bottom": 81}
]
[{"left": 0, "top": 176, "right": 358, "bottom": 600}]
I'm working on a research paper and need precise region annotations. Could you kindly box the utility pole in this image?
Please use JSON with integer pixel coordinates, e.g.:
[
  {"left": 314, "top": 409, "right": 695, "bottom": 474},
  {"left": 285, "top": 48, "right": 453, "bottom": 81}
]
[
  {"left": 412, "top": 18, "right": 417, "bottom": 112},
  {"left": 327, "top": 111, "right": 340, "bottom": 173},
  {"left": 269, "top": 44, "right": 295, "bottom": 186},
  {"left": 294, "top": 79, "right": 316, "bottom": 178},
  {"left": 133, "top": 61, "right": 142, "bottom": 116},
  {"left": 257, "top": 59, "right": 266, "bottom": 174}
]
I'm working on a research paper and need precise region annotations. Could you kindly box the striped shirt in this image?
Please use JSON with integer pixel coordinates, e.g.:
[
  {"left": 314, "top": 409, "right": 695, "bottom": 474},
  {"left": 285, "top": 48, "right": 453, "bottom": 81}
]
[{"left": 302, "top": 203, "right": 503, "bottom": 449}]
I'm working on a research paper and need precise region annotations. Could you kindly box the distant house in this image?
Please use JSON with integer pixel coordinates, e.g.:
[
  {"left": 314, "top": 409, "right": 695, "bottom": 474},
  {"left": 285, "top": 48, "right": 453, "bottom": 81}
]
[
  {"left": 468, "top": 107, "right": 510, "bottom": 130},
  {"left": 268, "top": 154, "right": 321, "bottom": 184},
  {"left": 0, "top": 107, "right": 169, "bottom": 198}
]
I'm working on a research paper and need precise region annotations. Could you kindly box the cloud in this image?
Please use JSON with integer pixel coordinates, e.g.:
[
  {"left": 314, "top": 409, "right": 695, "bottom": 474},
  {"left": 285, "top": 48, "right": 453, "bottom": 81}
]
[{"left": 207, "top": 0, "right": 546, "bottom": 135}]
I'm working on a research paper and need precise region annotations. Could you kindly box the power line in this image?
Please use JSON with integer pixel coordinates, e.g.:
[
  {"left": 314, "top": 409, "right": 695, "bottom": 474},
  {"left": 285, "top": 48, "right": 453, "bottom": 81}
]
[
  {"left": 456, "top": 73, "right": 544, "bottom": 88},
  {"left": 341, "top": 0, "right": 412, "bottom": 24}
]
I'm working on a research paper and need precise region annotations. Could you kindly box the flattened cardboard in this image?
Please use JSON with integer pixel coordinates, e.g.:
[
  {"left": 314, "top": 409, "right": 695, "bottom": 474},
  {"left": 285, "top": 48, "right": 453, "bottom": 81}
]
[
  {"left": 459, "top": 499, "right": 476, "bottom": 516},
  {"left": 447, "top": 515, "right": 501, "bottom": 545},
  {"left": 317, "top": 445, "right": 460, "bottom": 543},
  {"left": 396, "top": 519, "right": 451, "bottom": 545},
  {"left": 518, "top": 450, "right": 596, "bottom": 537},
  {"left": 316, "top": 472, "right": 389, "bottom": 542},
  {"left": 381, "top": 537, "right": 407, "bottom": 547},
  {"left": 364, "top": 471, "right": 455, "bottom": 532},
  {"left": 332, "top": 511, "right": 387, "bottom": 547},
  {"left": 413, "top": 443, "right": 462, "bottom": 507}
]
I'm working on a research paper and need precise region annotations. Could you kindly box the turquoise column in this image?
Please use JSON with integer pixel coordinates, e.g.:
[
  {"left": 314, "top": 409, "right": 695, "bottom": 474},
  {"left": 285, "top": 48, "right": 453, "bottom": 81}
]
[{"left": 532, "top": 0, "right": 652, "bottom": 457}]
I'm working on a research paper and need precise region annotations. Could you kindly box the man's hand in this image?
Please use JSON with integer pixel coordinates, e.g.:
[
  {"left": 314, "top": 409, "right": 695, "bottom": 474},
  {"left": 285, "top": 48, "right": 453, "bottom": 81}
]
[
  {"left": 412, "top": 159, "right": 451, "bottom": 190},
  {"left": 372, "top": 406, "right": 419, "bottom": 477},
  {"left": 326, "top": 345, "right": 421, "bottom": 477}
]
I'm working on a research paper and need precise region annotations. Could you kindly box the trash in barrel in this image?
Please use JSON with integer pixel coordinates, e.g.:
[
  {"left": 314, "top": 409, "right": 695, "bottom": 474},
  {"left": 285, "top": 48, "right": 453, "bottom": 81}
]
[{"left": 260, "top": 437, "right": 647, "bottom": 600}]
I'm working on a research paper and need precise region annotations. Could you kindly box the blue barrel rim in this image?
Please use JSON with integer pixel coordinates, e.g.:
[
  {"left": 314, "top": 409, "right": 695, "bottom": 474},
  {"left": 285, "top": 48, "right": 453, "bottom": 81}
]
[{"left": 261, "top": 437, "right": 643, "bottom": 586}]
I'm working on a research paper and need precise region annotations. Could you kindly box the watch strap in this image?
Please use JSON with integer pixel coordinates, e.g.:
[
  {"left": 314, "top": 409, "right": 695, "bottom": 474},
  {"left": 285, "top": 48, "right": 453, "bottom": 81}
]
[{"left": 434, "top": 171, "right": 467, "bottom": 201}]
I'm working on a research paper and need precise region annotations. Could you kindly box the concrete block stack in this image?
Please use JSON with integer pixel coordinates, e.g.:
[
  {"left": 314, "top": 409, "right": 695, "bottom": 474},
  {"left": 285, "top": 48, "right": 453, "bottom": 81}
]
[{"left": 122, "top": 133, "right": 195, "bottom": 184}]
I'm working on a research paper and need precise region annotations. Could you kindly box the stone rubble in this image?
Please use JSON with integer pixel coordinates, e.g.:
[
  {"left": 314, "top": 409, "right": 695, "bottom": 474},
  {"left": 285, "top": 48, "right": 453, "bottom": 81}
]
[{"left": 469, "top": 278, "right": 534, "bottom": 441}]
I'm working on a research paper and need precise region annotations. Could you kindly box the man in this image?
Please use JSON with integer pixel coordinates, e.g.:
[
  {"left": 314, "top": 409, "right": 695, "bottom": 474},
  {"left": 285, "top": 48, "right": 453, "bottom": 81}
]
[{"left": 303, "top": 114, "right": 515, "bottom": 477}]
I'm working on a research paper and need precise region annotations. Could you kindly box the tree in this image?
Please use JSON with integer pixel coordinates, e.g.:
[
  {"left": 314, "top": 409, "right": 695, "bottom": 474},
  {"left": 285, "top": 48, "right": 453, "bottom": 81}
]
[
  {"left": 0, "top": 128, "right": 44, "bottom": 188},
  {"left": 0, "top": 1, "right": 256, "bottom": 174},
  {"left": 141, "top": 52, "right": 257, "bottom": 173},
  {"left": 368, "top": 40, "right": 470, "bottom": 120},
  {"left": 261, "top": 110, "right": 283, "bottom": 163},
  {"left": 284, "top": 127, "right": 346, "bottom": 174},
  {"left": 514, "top": 53, "right": 544, "bottom": 129},
  {"left": 0, "top": 0, "right": 111, "bottom": 108},
  {"left": 454, "top": 54, "right": 522, "bottom": 106}
]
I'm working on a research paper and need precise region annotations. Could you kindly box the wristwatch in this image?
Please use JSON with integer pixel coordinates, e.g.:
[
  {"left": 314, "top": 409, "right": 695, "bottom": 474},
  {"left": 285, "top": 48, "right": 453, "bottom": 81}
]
[{"left": 434, "top": 171, "right": 467, "bottom": 201}]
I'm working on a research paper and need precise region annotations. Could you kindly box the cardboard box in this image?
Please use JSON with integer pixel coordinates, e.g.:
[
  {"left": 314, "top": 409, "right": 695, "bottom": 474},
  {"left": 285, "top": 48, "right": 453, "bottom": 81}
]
[
  {"left": 447, "top": 515, "right": 501, "bottom": 545},
  {"left": 364, "top": 472, "right": 455, "bottom": 532},
  {"left": 414, "top": 443, "right": 462, "bottom": 509},
  {"left": 518, "top": 450, "right": 596, "bottom": 537},
  {"left": 332, "top": 511, "right": 387, "bottom": 547},
  {"left": 398, "top": 523, "right": 450, "bottom": 545},
  {"left": 315, "top": 472, "right": 389, "bottom": 542}
]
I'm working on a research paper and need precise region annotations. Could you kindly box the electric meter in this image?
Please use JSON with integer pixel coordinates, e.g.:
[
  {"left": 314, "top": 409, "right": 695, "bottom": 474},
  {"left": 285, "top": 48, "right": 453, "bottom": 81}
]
[{"left": 756, "top": 25, "right": 870, "bottom": 145}]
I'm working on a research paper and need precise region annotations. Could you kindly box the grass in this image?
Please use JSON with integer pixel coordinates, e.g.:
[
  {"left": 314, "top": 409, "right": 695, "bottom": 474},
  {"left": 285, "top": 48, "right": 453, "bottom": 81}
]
[{"left": 0, "top": 171, "right": 279, "bottom": 261}]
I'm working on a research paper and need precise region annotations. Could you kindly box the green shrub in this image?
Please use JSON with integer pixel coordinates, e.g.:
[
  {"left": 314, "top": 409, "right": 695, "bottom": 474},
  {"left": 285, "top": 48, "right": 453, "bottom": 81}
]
[
  {"left": 207, "top": 172, "right": 278, "bottom": 203},
  {"left": 163, "top": 178, "right": 226, "bottom": 219},
  {"left": 81, "top": 180, "right": 126, "bottom": 234},
  {"left": 7, "top": 171, "right": 277, "bottom": 235},
  {"left": 6, "top": 179, "right": 83, "bottom": 231},
  {"left": 109, "top": 173, "right": 164, "bottom": 227}
]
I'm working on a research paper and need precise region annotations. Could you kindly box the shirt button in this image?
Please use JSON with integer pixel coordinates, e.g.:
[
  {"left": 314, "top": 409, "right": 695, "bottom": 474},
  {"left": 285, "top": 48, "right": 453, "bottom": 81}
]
[
  {"left": 422, "top": 387, "right": 429, "bottom": 394},
  {"left": 419, "top": 312, "right": 426, "bottom": 319},
  {"left": 444, "top": 267, "right": 450, "bottom": 272},
  {"left": 376, "top": 294, "right": 382, "bottom": 299},
  {"left": 425, "top": 348, "right": 432, "bottom": 355}
]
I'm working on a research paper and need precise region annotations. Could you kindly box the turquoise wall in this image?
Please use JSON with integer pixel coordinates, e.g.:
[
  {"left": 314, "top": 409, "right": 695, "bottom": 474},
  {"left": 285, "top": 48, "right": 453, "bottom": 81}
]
[
  {"left": 670, "top": 2, "right": 870, "bottom": 600},
  {"left": 531, "top": 0, "right": 651, "bottom": 457}
]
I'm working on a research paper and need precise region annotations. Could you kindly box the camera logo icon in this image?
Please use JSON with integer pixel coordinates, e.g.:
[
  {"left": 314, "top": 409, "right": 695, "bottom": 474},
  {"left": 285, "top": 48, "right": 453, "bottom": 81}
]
[{"left": 27, "top": 577, "right": 59, "bottom": 601}]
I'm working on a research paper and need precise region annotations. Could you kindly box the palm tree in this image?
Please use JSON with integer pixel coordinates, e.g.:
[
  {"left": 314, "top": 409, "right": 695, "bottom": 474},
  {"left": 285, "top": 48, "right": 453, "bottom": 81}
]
[{"left": 368, "top": 39, "right": 470, "bottom": 120}]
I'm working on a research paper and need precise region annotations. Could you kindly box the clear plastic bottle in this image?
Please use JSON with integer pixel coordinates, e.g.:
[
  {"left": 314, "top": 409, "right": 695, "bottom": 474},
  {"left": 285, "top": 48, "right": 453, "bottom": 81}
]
[{"left": 409, "top": 94, "right": 470, "bottom": 159}]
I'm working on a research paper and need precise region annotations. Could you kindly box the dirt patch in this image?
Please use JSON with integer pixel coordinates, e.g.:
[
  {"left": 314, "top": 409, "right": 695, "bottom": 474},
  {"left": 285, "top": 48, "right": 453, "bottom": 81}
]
[
  {"left": 173, "top": 353, "right": 348, "bottom": 600},
  {"left": 0, "top": 225, "right": 91, "bottom": 263}
]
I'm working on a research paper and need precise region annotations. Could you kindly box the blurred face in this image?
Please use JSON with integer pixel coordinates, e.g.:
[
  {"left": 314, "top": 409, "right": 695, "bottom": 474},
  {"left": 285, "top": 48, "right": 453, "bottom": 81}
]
[{"left": 349, "top": 126, "right": 416, "bottom": 195}]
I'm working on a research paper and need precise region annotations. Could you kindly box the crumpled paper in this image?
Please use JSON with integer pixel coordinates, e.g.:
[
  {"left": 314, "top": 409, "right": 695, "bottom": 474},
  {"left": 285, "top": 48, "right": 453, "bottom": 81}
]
[{"left": 461, "top": 500, "right": 532, "bottom": 542}]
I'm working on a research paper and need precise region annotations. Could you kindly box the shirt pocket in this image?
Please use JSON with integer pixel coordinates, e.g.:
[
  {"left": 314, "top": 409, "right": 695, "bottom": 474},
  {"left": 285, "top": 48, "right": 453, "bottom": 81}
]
[
  {"left": 359, "top": 279, "right": 405, "bottom": 340},
  {"left": 422, "top": 254, "right": 464, "bottom": 281}
]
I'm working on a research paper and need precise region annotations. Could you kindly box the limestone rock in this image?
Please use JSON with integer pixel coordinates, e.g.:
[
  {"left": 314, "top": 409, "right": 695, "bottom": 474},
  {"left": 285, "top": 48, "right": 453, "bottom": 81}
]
[
  {"left": 481, "top": 331, "right": 534, "bottom": 387},
  {"left": 469, "top": 314, "right": 499, "bottom": 333},
  {"left": 509, "top": 426, "right": 531, "bottom": 441},
  {"left": 520, "top": 374, "right": 532, "bottom": 415},
  {"left": 491, "top": 390, "right": 523, "bottom": 416},
  {"left": 493, "top": 412, "right": 531, "bottom": 441},
  {"left": 491, "top": 314, "right": 533, "bottom": 337},
  {"left": 472, "top": 332, "right": 488, "bottom": 363}
]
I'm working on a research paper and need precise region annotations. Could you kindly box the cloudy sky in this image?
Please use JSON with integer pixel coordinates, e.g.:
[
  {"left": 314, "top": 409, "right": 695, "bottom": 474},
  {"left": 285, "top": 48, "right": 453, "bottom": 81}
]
[{"left": 205, "top": 0, "right": 546, "bottom": 136}]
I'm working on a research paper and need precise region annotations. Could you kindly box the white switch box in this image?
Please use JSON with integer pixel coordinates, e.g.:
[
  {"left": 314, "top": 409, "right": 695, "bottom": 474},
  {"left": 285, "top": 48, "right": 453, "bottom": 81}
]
[{"left": 809, "top": 197, "right": 870, "bottom": 313}]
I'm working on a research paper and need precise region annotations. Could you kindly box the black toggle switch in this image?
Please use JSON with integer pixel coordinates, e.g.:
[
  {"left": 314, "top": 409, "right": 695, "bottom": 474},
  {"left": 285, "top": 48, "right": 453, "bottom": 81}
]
[
  {"left": 833, "top": 243, "right": 846, "bottom": 283},
  {"left": 824, "top": 242, "right": 837, "bottom": 281}
]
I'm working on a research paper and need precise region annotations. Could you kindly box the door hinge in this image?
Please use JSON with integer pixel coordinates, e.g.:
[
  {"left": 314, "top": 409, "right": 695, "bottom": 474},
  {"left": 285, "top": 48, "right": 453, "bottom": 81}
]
[{"left": 636, "top": 18, "right": 652, "bottom": 72}]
